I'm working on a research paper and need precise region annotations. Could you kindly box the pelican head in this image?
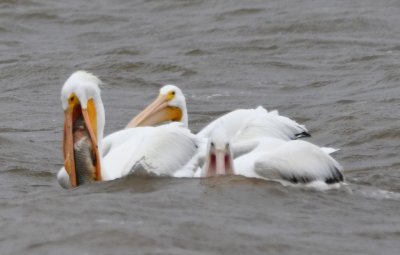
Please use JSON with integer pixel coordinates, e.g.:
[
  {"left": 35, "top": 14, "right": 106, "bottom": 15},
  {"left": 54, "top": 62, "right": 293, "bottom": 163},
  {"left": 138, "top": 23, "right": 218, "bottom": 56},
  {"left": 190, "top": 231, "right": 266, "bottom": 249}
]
[
  {"left": 61, "top": 71, "right": 105, "bottom": 187},
  {"left": 126, "top": 84, "right": 188, "bottom": 128},
  {"left": 202, "top": 126, "right": 235, "bottom": 177}
]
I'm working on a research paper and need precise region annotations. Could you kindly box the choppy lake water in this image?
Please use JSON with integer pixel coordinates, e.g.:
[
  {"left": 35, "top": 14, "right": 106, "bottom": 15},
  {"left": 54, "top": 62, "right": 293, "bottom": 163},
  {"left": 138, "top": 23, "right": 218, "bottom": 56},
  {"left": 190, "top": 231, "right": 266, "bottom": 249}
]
[{"left": 1, "top": 0, "right": 400, "bottom": 254}]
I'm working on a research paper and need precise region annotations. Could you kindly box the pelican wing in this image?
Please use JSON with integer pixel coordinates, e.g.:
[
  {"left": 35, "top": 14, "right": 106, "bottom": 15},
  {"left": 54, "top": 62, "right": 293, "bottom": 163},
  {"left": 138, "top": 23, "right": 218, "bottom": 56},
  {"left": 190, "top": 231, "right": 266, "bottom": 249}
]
[
  {"left": 197, "top": 106, "right": 309, "bottom": 142},
  {"left": 233, "top": 107, "right": 309, "bottom": 142},
  {"left": 102, "top": 123, "right": 200, "bottom": 180},
  {"left": 252, "top": 140, "right": 343, "bottom": 184},
  {"left": 197, "top": 108, "right": 252, "bottom": 139}
]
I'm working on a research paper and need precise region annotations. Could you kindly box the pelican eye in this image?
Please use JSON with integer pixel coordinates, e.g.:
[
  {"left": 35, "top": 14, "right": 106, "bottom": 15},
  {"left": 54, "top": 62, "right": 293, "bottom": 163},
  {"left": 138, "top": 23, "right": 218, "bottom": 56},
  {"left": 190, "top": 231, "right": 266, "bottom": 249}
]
[
  {"left": 166, "top": 91, "right": 176, "bottom": 100},
  {"left": 68, "top": 95, "right": 77, "bottom": 105},
  {"left": 211, "top": 142, "right": 215, "bottom": 147}
]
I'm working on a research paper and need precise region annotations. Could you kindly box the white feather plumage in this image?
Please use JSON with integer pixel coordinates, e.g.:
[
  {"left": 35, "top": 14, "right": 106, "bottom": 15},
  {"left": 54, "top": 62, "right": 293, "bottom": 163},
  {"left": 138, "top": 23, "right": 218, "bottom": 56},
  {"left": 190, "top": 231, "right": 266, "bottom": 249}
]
[
  {"left": 233, "top": 138, "right": 344, "bottom": 186},
  {"left": 197, "top": 106, "right": 309, "bottom": 142},
  {"left": 102, "top": 123, "right": 199, "bottom": 179}
]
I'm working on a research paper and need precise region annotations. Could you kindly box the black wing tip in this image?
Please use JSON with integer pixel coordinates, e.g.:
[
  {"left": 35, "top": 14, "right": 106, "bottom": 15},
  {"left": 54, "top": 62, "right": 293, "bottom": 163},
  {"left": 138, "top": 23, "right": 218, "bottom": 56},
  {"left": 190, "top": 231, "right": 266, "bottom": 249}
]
[
  {"left": 281, "top": 174, "right": 315, "bottom": 184},
  {"left": 281, "top": 167, "right": 344, "bottom": 185},
  {"left": 325, "top": 167, "right": 344, "bottom": 184},
  {"left": 295, "top": 131, "right": 312, "bottom": 139}
]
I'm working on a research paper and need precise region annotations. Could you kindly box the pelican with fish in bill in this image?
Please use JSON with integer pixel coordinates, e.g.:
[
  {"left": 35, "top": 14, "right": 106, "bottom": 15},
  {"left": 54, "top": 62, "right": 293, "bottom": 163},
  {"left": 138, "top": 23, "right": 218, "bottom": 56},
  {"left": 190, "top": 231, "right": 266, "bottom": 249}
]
[{"left": 57, "top": 71, "right": 201, "bottom": 189}]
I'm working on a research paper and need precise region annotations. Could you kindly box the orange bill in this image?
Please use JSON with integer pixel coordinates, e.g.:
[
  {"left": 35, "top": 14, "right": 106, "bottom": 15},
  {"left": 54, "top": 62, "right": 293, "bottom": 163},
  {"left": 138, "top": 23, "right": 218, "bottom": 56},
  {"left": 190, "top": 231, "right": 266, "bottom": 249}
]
[
  {"left": 63, "top": 95, "right": 101, "bottom": 188},
  {"left": 126, "top": 94, "right": 182, "bottom": 128},
  {"left": 63, "top": 106, "right": 77, "bottom": 187},
  {"left": 82, "top": 99, "right": 102, "bottom": 182}
]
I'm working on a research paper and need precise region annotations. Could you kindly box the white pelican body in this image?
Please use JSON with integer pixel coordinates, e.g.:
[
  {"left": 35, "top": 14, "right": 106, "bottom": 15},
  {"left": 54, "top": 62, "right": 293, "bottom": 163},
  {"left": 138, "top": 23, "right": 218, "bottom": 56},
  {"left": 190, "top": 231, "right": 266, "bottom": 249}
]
[
  {"left": 199, "top": 128, "right": 344, "bottom": 189},
  {"left": 58, "top": 71, "right": 199, "bottom": 189},
  {"left": 197, "top": 106, "right": 310, "bottom": 142},
  {"left": 100, "top": 124, "right": 199, "bottom": 180},
  {"left": 233, "top": 138, "right": 343, "bottom": 188}
]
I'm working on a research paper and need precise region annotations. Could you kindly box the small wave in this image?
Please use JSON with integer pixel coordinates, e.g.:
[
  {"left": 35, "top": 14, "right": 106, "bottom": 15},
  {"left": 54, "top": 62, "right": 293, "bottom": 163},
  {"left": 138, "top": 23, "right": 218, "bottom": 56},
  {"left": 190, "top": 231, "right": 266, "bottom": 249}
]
[
  {"left": 346, "top": 55, "right": 383, "bottom": 63},
  {"left": 358, "top": 187, "right": 400, "bottom": 200},
  {"left": 205, "top": 92, "right": 232, "bottom": 100},
  {"left": 216, "top": 45, "right": 279, "bottom": 53},
  {"left": 266, "top": 17, "right": 387, "bottom": 34},
  {"left": 261, "top": 61, "right": 312, "bottom": 70},
  {"left": 335, "top": 99, "right": 356, "bottom": 104},
  {"left": 278, "top": 179, "right": 346, "bottom": 192},
  {"left": 0, "top": 0, "right": 42, "bottom": 7},
  {"left": 149, "top": 0, "right": 204, "bottom": 12},
  {"left": 184, "top": 48, "right": 210, "bottom": 56},
  {"left": 0, "top": 127, "right": 54, "bottom": 133},
  {"left": 72, "top": 175, "right": 184, "bottom": 194},
  {"left": 66, "top": 15, "right": 128, "bottom": 25},
  {"left": 102, "top": 47, "right": 141, "bottom": 56},
  {"left": 306, "top": 80, "right": 333, "bottom": 88},
  {"left": 1, "top": 167, "right": 54, "bottom": 179},
  {"left": 216, "top": 8, "right": 266, "bottom": 20},
  {"left": 16, "top": 12, "right": 59, "bottom": 21},
  {"left": 288, "top": 37, "right": 380, "bottom": 48}
]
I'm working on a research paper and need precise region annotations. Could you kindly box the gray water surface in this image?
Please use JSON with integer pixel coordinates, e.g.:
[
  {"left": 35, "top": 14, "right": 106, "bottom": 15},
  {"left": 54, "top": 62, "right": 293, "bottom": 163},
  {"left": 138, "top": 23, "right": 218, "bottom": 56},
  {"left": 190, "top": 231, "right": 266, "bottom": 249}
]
[{"left": 1, "top": 0, "right": 400, "bottom": 254}]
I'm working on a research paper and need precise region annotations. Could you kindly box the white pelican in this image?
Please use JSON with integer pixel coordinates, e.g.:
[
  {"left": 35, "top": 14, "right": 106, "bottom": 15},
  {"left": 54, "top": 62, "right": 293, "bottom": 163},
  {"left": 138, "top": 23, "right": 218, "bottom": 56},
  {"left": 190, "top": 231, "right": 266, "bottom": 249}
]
[
  {"left": 198, "top": 127, "right": 344, "bottom": 189},
  {"left": 126, "top": 85, "right": 310, "bottom": 142},
  {"left": 58, "top": 71, "right": 200, "bottom": 189}
]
